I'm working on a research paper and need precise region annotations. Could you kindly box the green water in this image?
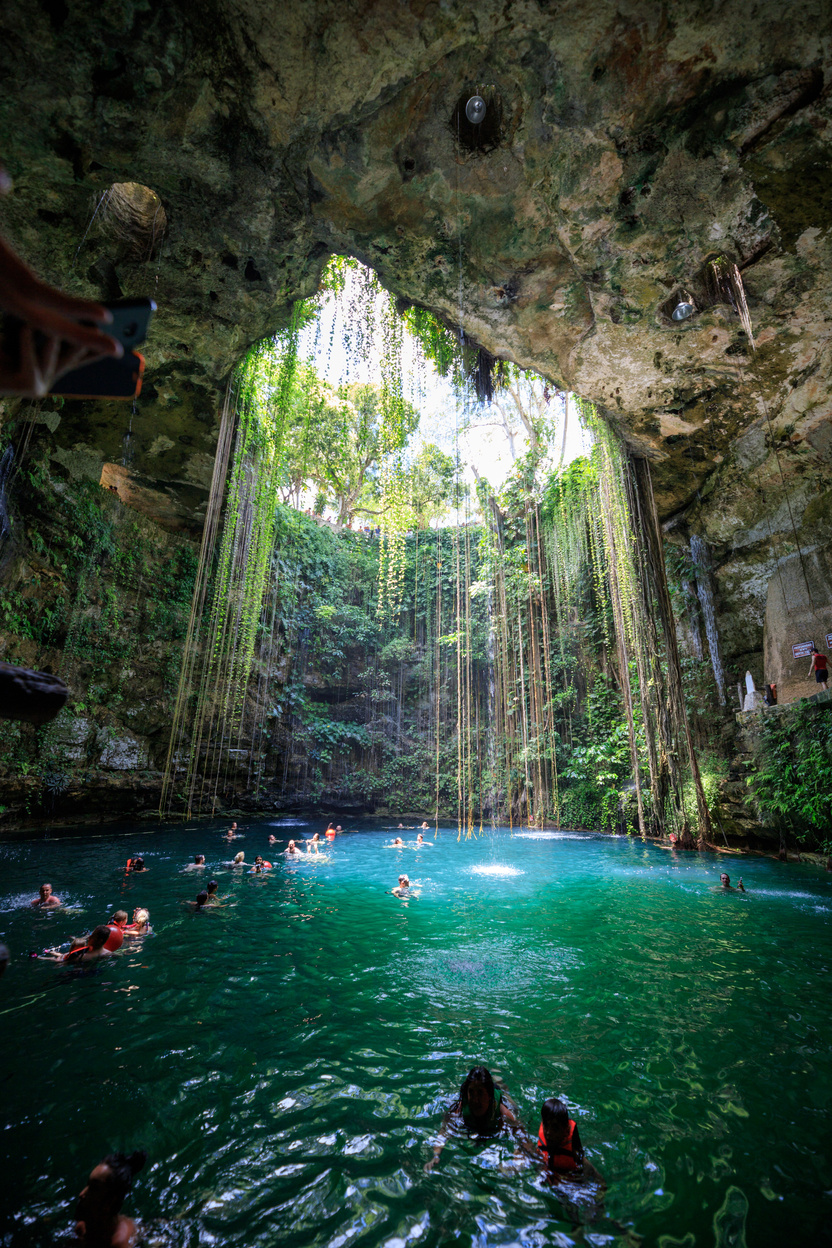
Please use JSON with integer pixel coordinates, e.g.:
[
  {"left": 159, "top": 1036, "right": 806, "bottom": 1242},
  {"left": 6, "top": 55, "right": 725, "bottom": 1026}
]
[{"left": 1, "top": 821, "right": 830, "bottom": 1247}]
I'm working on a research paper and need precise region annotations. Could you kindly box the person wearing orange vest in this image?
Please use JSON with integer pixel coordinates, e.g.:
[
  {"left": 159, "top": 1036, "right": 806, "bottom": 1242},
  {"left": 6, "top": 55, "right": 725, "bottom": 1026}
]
[
  {"left": 62, "top": 926, "right": 112, "bottom": 965},
  {"left": 103, "top": 912, "right": 128, "bottom": 952},
  {"left": 537, "top": 1097, "right": 584, "bottom": 1173}
]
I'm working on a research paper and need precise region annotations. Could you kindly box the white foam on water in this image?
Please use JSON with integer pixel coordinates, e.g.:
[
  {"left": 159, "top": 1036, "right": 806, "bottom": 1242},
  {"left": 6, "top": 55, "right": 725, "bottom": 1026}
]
[
  {"left": 513, "top": 831, "right": 589, "bottom": 840},
  {"left": 471, "top": 864, "right": 524, "bottom": 877}
]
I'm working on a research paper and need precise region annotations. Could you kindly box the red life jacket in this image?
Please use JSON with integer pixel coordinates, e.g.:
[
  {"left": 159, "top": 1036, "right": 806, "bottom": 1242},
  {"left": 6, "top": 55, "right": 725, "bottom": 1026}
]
[
  {"left": 63, "top": 944, "right": 92, "bottom": 963},
  {"left": 103, "top": 925, "right": 124, "bottom": 952},
  {"left": 538, "top": 1120, "right": 578, "bottom": 1171}
]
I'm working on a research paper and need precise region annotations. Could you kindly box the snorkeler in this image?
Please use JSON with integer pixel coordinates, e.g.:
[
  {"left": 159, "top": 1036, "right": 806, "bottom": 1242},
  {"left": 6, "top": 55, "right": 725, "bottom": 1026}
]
[
  {"left": 75, "top": 1149, "right": 146, "bottom": 1248},
  {"left": 719, "top": 873, "right": 746, "bottom": 892},
  {"left": 30, "top": 882, "right": 61, "bottom": 908},
  {"left": 425, "top": 1066, "right": 519, "bottom": 1171}
]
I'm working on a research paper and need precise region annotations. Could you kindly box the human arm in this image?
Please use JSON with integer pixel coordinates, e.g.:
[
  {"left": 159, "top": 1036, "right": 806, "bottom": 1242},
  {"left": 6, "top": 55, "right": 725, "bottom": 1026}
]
[
  {"left": 0, "top": 234, "right": 123, "bottom": 397},
  {"left": 737, "top": 878, "right": 745, "bottom": 892}
]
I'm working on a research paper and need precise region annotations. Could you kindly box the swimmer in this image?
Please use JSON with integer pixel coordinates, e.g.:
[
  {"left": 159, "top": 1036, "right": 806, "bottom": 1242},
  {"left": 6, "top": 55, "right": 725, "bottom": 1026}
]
[
  {"left": 397, "top": 823, "right": 405, "bottom": 829},
  {"left": 190, "top": 891, "right": 209, "bottom": 911},
  {"left": 30, "top": 882, "right": 61, "bottom": 908},
  {"left": 284, "top": 840, "right": 304, "bottom": 857},
  {"left": 224, "top": 822, "right": 241, "bottom": 840},
  {"left": 254, "top": 855, "right": 273, "bottom": 870},
  {"left": 307, "top": 832, "right": 322, "bottom": 855},
  {"left": 419, "top": 821, "right": 430, "bottom": 829},
  {"left": 62, "top": 925, "right": 113, "bottom": 965},
  {"left": 426, "top": 1066, "right": 519, "bottom": 1171},
  {"left": 122, "top": 908, "right": 149, "bottom": 936},
  {"left": 391, "top": 837, "right": 404, "bottom": 847},
  {"left": 719, "top": 872, "right": 746, "bottom": 892},
  {"left": 268, "top": 834, "right": 277, "bottom": 844},
  {"left": 125, "top": 856, "right": 147, "bottom": 873},
  {"left": 75, "top": 1149, "right": 146, "bottom": 1248},
  {"left": 335, "top": 825, "right": 343, "bottom": 833},
  {"left": 205, "top": 881, "right": 225, "bottom": 906},
  {"left": 103, "top": 912, "right": 128, "bottom": 951},
  {"left": 391, "top": 874, "right": 411, "bottom": 897},
  {"left": 184, "top": 854, "right": 206, "bottom": 871},
  {"left": 232, "top": 851, "right": 245, "bottom": 866},
  {"left": 416, "top": 833, "right": 431, "bottom": 846}
]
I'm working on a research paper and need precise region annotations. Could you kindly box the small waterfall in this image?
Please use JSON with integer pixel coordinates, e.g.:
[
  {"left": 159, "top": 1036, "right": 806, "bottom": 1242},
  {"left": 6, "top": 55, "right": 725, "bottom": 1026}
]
[
  {"left": 707, "top": 255, "right": 755, "bottom": 350},
  {"left": 681, "top": 577, "right": 704, "bottom": 659},
  {"left": 690, "top": 533, "right": 726, "bottom": 705}
]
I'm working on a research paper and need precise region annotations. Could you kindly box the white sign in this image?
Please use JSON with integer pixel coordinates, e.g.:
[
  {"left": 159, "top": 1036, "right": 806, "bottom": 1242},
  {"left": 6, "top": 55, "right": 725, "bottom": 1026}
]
[{"left": 827, "top": 633, "right": 832, "bottom": 651}]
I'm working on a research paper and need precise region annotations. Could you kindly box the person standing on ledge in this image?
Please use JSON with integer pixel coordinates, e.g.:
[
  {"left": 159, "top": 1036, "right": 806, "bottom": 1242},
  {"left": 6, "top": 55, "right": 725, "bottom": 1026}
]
[{"left": 808, "top": 646, "right": 828, "bottom": 692}]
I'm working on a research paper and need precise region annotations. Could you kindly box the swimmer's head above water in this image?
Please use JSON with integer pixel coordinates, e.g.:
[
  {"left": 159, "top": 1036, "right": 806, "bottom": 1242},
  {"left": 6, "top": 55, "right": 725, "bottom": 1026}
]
[
  {"left": 76, "top": 1149, "right": 146, "bottom": 1242},
  {"left": 233, "top": 852, "right": 245, "bottom": 864}
]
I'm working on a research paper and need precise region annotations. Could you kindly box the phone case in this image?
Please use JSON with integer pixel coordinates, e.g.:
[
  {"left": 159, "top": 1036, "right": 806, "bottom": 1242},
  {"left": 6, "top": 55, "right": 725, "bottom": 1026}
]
[{"left": 50, "top": 350, "right": 145, "bottom": 400}]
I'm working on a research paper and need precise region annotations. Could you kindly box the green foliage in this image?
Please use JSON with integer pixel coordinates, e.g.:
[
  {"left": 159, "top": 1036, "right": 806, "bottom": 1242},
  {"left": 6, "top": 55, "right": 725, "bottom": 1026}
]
[{"left": 746, "top": 704, "right": 832, "bottom": 849}]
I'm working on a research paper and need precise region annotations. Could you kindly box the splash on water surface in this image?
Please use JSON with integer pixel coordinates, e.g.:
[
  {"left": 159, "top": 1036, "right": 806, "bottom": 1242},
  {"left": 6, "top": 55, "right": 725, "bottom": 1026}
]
[{"left": 471, "top": 863, "right": 524, "bottom": 877}]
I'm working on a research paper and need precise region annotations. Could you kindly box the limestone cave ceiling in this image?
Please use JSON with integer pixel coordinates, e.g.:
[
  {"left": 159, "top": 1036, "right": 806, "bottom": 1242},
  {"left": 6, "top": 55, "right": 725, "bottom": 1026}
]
[{"left": 0, "top": 0, "right": 830, "bottom": 537}]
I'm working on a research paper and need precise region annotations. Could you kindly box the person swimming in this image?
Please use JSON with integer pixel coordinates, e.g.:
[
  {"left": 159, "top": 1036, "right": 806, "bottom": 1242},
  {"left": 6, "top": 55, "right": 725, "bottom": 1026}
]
[
  {"left": 62, "top": 925, "right": 113, "bottom": 965},
  {"left": 204, "top": 881, "right": 224, "bottom": 906},
  {"left": 185, "top": 854, "right": 206, "bottom": 871},
  {"left": 123, "top": 908, "right": 150, "bottom": 936},
  {"left": 125, "top": 856, "right": 147, "bottom": 873},
  {"left": 719, "top": 872, "right": 746, "bottom": 892},
  {"left": 191, "top": 891, "right": 209, "bottom": 911},
  {"left": 537, "top": 1097, "right": 584, "bottom": 1173},
  {"left": 419, "top": 821, "right": 430, "bottom": 830},
  {"left": 30, "top": 882, "right": 61, "bottom": 908},
  {"left": 268, "top": 834, "right": 277, "bottom": 844},
  {"left": 391, "top": 837, "right": 404, "bottom": 847},
  {"left": 103, "top": 912, "right": 128, "bottom": 951},
  {"left": 284, "top": 840, "right": 303, "bottom": 857},
  {"left": 391, "top": 874, "right": 411, "bottom": 897},
  {"left": 75, "top": 1149, "right": 146, "bottom": 1247},
  {"left": 416, "top": 833, "right": 431, "bottom": 846},
  {"left": 307, "top": 832, "right": 322, "bottom": 854},
  {"left": 253, "top": 855, "right": 272, "bottom": 870},
  {"left": 232, "top": 851, "right": 245, "bottom": 866},
  {"left": 426, "top": 1066, "right": 519, "bottom": 1170}
]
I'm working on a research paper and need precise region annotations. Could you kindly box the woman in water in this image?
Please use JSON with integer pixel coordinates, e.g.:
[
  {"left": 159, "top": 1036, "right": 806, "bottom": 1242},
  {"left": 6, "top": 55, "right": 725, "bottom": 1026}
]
[
  {"left": 75, "top": 1149, "right": 146, "bottom": 1247},
  {"left": 123, "top": 908, "right": 150, "bottom": 936},
  {"left": 231, "top": 851, "right": 245, "bottom": 866},
  {"left": 425, "top": 1066, "right": 520, "bottom": 1170}
]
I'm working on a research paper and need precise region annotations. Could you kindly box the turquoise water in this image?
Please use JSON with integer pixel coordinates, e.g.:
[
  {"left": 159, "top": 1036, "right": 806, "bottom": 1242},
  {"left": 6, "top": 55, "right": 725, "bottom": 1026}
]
[{"left": 1, "top": 821, "right": 830, "bottom": 1247}]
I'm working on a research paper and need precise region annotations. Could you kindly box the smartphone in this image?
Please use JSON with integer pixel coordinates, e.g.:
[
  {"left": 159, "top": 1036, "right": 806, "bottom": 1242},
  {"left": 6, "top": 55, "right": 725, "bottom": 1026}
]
[{"left": 50, "top": 297, "right": 156, "bottom": 400}]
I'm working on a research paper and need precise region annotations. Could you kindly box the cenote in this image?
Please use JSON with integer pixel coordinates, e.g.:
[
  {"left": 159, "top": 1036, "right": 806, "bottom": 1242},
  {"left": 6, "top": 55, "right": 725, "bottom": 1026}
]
[
  {"left": 3, "top": 6, "right": 832, "bottom": 1247},
  {"left": 1, "top": 821, "right": 831, "bottom": 1247}
]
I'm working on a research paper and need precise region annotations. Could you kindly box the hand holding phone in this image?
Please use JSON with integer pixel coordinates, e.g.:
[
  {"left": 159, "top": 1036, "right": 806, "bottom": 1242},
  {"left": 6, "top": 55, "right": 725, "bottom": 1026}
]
[
  {"left": 49, "top": 298, "right": 156, "bottom": 399},
  {"left": 0, "top": 233, "right": 123, "bottom": 398}
]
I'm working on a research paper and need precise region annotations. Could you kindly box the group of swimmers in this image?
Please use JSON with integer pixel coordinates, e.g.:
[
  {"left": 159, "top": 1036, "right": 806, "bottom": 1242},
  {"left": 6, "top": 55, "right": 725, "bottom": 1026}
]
[
  {"left": 425, "top": 1065, "right": 599, "bottom": 1189},
  {"left": 32, "top": 882, "right": 150, "bottom": 964}
]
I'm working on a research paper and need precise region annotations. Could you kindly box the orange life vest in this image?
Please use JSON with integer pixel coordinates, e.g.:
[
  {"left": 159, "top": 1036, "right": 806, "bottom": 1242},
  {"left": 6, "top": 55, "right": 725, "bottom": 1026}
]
[
  {"left": 538, "top": 1120, "right": 578, "bottom": 1171},
  {"left": 104, "top": 925, "right": 124, "bottom": 952}
]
